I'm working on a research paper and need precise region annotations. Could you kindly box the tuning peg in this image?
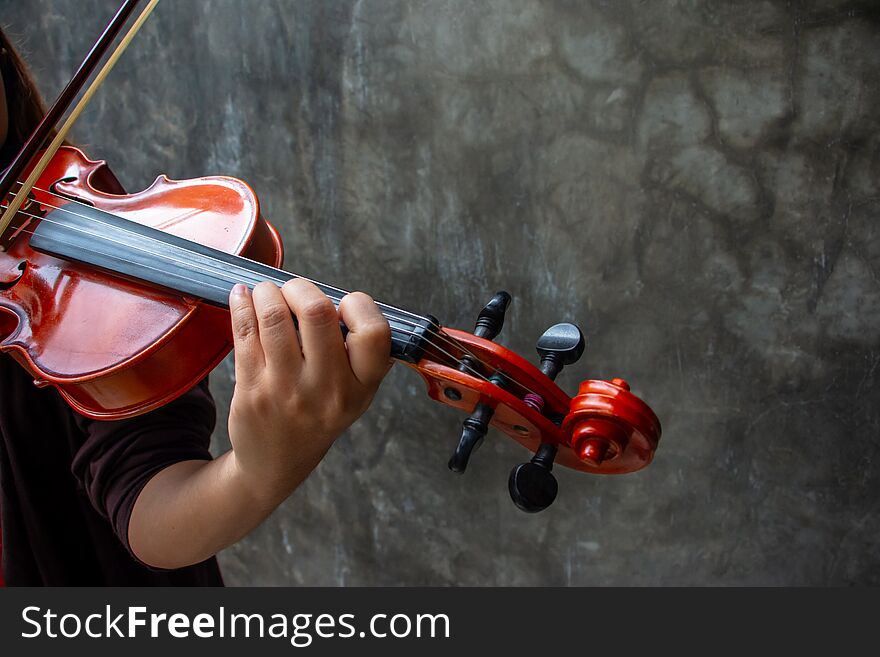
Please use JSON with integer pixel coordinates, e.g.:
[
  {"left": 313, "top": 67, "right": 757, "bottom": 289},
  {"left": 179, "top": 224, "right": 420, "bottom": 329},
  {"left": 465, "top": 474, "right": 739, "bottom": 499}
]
[
  {"left": 508, "top": 443, "right": 558, "bottom": 512},
  {"left": 474, "top": 291, "right": 511, "bottom": 340},
  {"left": 448, "top": 402, "right": 493, "bottom": 473},
  {"left": 536, "top": 323, "right": 585, "bottom": 381},
  {"left": 448, "top": 373, "right": 505, "bottom": 473},
  {"left": 448, "top": 293, "right": 510, "bottom": 472}
]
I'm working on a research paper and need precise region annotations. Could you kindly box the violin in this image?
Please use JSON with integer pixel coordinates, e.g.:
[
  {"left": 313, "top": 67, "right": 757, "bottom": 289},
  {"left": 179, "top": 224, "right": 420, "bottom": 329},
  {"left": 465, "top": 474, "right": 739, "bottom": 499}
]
[{"left": 0, "top": 0, "right": 660, "bottom": 513}]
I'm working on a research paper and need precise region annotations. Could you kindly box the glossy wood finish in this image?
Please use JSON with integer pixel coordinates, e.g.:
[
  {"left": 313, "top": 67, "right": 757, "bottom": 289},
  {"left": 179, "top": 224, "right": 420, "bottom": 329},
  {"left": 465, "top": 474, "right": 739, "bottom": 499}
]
[
  {"left": 0, "top": 146, "right": 283, "bottom": 418},
  {"left": 410, "top": 328, "right": 661, "bottom": 474}
]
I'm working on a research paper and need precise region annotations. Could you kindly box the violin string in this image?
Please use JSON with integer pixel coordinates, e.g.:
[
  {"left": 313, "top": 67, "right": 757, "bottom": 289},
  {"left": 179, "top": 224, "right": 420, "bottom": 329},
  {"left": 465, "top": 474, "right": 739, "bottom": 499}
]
[
  {"left": 0, "top": 206, "right": 498, "bottom": 389},
  {"left": 13, "top": 183, "right": 432, "bottom": 325},
  {"left": 0, "top": 202, "right": 511, "bottom": 390},
  {"left": 11, "top": 183, "right": 501, "bottom": 383},
  {"left": 2, "top": 187, "right": 435, "bottom": 329},
  {"left": 5, "top": 185, "right": 543, "bottom": 398}
]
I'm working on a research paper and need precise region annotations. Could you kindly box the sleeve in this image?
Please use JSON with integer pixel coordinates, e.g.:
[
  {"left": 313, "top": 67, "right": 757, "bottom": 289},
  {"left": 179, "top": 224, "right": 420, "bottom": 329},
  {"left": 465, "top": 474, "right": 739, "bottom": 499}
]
[{"left": 70, "top": 378, "right": 217, "bottom": 559}]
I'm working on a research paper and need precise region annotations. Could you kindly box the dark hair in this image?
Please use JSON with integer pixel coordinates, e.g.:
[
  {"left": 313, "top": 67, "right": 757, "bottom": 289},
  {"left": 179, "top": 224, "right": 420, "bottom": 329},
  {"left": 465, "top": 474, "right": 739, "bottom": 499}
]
[{"left": 0, "top": 26, "right": 54, "bottom": 166}]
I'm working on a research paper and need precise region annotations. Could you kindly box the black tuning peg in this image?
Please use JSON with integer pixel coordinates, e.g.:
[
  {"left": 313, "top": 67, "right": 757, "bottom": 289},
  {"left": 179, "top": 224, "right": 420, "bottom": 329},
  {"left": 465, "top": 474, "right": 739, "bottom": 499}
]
[
  {"left": 508, "top": 443, "right": 559, "bottom": 512},
  {"left": 474, "top": 291, "right": 511, "bottom": 340},
  {"left": 449, "top": 292, "right": 510, "bottom": 473},
  {"left": 536, "top": 322, "right": 585, "bottom": 381},
  {"left": 448, "top": 402, "right": 493, "bottom": 473},
  {"left": 457, "top": 292, "right": 510, "bottom": 377},
  {"left": 512, "top": 323, "right": 583, "bottom": 506},
  {"left": 447, "top": 373, "right": 505, "bottom": 474}
]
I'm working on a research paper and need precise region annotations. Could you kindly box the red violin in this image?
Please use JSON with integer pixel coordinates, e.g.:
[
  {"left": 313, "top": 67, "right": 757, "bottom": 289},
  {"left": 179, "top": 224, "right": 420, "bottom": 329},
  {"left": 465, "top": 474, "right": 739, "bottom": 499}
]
[{"left": 0, "top": 0, "right": 660, "bottom": 513}]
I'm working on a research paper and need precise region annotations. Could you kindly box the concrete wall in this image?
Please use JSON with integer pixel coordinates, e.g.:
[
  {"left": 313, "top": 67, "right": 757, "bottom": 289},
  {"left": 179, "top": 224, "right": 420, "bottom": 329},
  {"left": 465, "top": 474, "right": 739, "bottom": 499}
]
[{"left": 3, "top": 0, "right": 878, "bottom": 585}]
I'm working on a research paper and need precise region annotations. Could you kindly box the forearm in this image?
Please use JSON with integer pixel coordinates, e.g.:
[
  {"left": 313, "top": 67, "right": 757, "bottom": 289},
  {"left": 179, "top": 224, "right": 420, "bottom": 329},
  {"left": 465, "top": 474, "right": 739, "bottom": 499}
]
[
  {"left": 127, "top": 445, "right": 328, "bottom": 570},
  {"left": 128, "top": 281, "right": 390, "bottom": 571}
]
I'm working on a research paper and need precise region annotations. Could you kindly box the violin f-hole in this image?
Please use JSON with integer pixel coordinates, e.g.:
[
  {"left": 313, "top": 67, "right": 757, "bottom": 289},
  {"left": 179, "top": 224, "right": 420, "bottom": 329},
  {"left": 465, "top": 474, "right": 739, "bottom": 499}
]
[{"left": 50, "top": 177, "right": 96, "bottom": 206}]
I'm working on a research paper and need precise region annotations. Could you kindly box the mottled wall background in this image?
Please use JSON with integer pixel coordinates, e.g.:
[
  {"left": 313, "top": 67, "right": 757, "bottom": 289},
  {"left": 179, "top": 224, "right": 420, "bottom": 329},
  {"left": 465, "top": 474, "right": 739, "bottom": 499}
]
[{"left": 3, "top": 0, "right": 878, "bottom": 585}]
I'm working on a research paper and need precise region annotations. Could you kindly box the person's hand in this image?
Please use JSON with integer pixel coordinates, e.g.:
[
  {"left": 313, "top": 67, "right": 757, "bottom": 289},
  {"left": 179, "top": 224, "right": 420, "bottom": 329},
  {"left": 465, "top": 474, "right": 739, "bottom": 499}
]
[
  {"left": 129, "top": 280, "right": 391, "bottom": 568},
  {"left": 226, "top": 279, "right": 392, "bottom": 503}
]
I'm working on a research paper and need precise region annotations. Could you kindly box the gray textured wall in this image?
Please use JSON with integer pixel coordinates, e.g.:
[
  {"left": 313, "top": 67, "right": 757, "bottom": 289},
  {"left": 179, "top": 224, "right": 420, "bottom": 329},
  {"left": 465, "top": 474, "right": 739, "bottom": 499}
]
[{"left": 3, "top": 0, "right": 878, "bottom": 585}]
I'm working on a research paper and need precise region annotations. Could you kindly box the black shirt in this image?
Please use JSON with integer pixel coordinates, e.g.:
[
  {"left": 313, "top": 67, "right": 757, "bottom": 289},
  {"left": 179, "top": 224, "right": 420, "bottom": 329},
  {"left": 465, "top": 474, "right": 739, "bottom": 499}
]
[{"left": 0, "top": 353, "right": 224, "bottom": 585}]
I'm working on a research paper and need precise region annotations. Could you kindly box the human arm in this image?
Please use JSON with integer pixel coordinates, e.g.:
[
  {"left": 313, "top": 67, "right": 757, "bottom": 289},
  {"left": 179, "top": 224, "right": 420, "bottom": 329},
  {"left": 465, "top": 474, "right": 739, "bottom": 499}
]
[{"left": 126, "top": 279, "right": 391, "bottom": 569}]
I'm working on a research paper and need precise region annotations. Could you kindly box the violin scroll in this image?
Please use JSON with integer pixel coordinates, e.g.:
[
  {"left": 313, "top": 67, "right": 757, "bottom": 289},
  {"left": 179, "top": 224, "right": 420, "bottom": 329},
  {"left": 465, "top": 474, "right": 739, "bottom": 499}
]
[
  {"left": 409, "top": 291, "right": 662, "bottom": 513},
  {"left": 562, "top": 378, "right": 661, "bottom": 471}
]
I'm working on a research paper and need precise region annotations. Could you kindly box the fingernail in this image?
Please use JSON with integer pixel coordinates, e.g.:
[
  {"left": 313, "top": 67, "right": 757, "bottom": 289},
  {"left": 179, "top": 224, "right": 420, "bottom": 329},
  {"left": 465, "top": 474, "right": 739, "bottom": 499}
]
[{"left": 231, "top": 284, "right": 247, "bottom": 297}]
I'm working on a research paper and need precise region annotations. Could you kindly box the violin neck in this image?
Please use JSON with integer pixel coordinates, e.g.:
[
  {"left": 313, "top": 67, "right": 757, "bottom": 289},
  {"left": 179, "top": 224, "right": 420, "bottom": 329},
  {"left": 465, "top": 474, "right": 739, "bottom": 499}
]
[{"left": 29, "top": 203, "right": 438, "bottom": 363}]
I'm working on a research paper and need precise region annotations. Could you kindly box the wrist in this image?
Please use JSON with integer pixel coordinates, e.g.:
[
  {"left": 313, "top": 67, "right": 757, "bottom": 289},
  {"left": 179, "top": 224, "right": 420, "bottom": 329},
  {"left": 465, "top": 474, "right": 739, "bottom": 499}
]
[{"left": 225, "top": 451, "right": 292, "bottom": 510}]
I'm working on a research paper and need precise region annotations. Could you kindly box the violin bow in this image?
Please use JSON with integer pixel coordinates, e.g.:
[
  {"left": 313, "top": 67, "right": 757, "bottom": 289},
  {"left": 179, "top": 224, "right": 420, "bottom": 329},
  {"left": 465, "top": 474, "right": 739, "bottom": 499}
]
[{"left": 0, "top": 0, "right": 159, "bottom": 242}]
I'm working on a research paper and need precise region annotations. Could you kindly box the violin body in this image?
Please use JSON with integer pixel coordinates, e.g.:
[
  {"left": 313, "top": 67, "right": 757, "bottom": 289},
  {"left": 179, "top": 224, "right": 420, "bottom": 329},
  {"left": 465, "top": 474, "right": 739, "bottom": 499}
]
[{"left": 0, "top": 146, "right": 283, "bottom": 418}]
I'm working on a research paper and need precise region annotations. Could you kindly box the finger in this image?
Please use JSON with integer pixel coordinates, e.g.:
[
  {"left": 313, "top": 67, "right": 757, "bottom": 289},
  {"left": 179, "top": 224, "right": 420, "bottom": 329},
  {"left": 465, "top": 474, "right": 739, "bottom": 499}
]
[
  {"left": 280, "top": 279, "right": 348, "bottom": 373},
  {"left": 229, "top": 284, "right": 264, "bottom": 390},
  {"left": 337, "top": 291, "right": 392, "bottom": 388},
  {"left": 251, "top": 281, "right": 302, "bottom": 376}
]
